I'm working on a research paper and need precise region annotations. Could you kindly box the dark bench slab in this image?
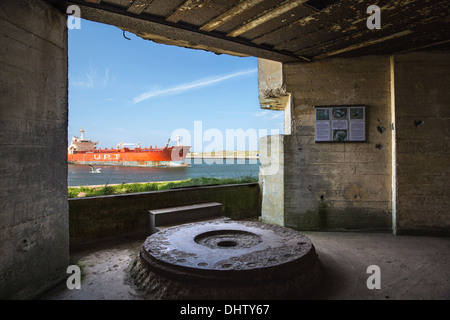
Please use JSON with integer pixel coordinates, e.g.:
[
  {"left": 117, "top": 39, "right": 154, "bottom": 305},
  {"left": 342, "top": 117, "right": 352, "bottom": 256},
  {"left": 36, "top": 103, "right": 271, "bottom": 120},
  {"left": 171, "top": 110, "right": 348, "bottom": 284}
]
[{"left": 149, "top": 202, "right": 223, "bottom": 233}]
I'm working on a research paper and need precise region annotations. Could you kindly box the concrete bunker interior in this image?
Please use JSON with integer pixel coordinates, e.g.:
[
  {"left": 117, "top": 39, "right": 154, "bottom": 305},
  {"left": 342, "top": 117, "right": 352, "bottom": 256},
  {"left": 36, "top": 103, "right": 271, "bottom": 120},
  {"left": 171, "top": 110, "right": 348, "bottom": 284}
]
[{"left": 0, "top": 0, "right": 449, "bottom": 300}]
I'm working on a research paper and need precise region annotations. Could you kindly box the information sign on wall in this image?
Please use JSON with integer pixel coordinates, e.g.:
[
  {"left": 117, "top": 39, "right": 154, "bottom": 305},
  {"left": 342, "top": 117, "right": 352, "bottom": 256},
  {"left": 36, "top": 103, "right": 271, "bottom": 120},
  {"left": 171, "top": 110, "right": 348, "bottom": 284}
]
[{"left": 315, "top": 105, "right": 366, "bottom": 142}]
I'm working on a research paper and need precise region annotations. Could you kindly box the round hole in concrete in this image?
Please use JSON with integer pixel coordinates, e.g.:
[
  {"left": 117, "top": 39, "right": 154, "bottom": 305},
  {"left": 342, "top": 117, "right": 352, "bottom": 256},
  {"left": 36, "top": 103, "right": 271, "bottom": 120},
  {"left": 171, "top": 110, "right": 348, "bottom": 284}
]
[
  {"left": 194, "top": 229, "right": 262, "bottom": 249},
  {"left": 217, "top": 240, "right": 238, "bottom": 248}
]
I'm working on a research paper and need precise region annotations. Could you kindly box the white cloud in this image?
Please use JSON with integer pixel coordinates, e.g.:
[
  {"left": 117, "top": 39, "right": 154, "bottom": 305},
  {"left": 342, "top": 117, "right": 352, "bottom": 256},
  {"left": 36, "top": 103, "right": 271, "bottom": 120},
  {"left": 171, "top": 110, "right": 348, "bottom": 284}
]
[
  {"left": 270, "top": 113, "right": 283, "bottom": 120},
  {"left": 70, "top": 67, "right": 115, "bottom": 89},
  {"left": 133, "top": 69, "right": 257, "bottom": 104},
  {"left": 253, "top": 110, "right": 269, "bottom": 117},
  {"left": 253, "top": 110, "right": 284, "bottom": 123},
  {"left": 253, "top": 110, "right": 282, "bottom": 121}
]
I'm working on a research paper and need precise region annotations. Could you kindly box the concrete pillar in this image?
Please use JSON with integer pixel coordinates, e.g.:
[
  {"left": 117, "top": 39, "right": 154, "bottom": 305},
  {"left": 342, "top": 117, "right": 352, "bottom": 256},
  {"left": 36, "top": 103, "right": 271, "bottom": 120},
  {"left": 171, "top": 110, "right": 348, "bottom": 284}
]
[
  {"left": 393, "top": 52, "right": 450, "bottom": 236},
  {"left": 0, "top": 0, "right": 69, "bottom": 298},
  {"left": 257, "top": 59, "right": 289, "bottom": 226},
  {"left": 259, "top": 135, "right": 284, "bottom": 226}
]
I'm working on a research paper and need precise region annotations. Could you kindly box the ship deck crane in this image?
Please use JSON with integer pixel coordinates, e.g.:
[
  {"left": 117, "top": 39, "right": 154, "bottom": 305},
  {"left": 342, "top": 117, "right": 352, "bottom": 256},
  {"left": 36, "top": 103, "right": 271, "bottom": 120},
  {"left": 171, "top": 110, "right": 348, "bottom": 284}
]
[{"left": 116, "top": 142, "right": 141, "bottom": 149}]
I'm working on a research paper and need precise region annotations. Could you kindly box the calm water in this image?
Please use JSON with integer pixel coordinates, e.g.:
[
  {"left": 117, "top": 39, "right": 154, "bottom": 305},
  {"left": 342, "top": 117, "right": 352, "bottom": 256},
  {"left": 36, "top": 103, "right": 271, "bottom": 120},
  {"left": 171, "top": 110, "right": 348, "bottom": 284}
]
[{"left": 68, "top": 159, "right": 259, "bottom": 186}]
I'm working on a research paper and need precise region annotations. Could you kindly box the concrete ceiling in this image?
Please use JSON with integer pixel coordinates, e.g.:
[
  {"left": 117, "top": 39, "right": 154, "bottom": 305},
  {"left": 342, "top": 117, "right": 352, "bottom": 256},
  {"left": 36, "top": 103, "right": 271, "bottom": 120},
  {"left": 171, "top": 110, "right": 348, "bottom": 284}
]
[{"left": 50, "top": 0, "right": 450, "bottom": 62}]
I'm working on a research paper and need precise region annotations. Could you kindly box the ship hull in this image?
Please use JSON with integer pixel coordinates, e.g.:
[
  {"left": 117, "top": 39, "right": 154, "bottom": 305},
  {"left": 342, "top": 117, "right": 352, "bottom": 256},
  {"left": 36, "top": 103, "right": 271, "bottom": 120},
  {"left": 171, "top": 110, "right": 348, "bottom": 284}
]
[
  {"left": 68, "top": 146, "right": 191, "bottom": 167},
  {"left": 68, "top": 160, "right": 188, "bottom": 167}
]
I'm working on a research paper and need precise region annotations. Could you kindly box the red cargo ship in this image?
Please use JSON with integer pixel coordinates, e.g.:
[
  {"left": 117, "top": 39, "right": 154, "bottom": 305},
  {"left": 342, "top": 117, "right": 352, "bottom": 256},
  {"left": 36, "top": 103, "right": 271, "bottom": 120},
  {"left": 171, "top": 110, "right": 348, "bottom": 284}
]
[{"left": 68, "top": 128, "right": 191, "bottom": 167}]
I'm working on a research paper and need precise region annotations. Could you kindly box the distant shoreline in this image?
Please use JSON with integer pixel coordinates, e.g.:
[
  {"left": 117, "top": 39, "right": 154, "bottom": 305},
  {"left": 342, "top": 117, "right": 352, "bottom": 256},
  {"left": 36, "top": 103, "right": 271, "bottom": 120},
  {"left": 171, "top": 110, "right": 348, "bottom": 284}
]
[
  {"left": 186, "top": 151, "right": 259, "bottom": 160},
  {"left": 186, "top": 156, "right": 259, "bottom": 160}
]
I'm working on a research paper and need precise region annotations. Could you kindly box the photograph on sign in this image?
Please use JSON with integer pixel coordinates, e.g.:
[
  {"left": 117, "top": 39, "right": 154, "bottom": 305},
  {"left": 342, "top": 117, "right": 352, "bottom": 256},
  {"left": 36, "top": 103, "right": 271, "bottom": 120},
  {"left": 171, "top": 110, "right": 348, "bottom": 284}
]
[
  {"left": 316, "top": 108, "right": 330, "bottom": 121},
  {"left": 315, "top": 108, "right": 331, "bottom": 141},
  {"left": 333, "top": 130, "right": 348, "bottom": 142},
  {"left": 332, "top": 107, "right": 348, "bottom": 120},
  {"left": 350, "top": 107, "right": 365, "bottom": 120},
  {"left": 315, "top": 105, "right": 366, "bottom": 142}
]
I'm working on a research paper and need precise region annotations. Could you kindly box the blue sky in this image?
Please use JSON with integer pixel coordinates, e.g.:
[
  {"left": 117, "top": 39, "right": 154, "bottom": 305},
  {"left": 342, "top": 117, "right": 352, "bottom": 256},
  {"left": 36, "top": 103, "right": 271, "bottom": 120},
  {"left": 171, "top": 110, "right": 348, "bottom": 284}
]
[{"left": 68, "top": 19, "right": 283, "bottom": 151}]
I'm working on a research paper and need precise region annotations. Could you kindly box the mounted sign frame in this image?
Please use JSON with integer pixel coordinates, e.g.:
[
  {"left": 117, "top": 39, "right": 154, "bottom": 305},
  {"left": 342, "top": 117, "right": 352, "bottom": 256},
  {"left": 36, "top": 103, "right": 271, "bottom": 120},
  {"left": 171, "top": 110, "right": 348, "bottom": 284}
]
[{"left": 314, "top": 105, "right": 366, "bottom": 143}]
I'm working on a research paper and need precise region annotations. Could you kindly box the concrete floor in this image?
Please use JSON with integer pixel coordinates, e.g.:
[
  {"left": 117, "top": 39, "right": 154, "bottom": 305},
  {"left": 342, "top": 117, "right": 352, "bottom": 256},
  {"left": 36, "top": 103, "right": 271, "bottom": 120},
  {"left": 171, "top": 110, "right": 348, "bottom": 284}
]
[
  {"left": 40, "top": 231, "right": 450, "bottom": 300},
  {"left": 307, "top": 232, "right": 450, "bottom": 300}
]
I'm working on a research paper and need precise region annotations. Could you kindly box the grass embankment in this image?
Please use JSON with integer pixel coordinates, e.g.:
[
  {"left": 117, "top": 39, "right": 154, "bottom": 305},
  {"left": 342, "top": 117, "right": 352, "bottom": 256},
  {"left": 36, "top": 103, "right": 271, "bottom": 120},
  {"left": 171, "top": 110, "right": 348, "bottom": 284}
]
[{"left": 68, "top": 176, "right": 258, "bottom": 198}]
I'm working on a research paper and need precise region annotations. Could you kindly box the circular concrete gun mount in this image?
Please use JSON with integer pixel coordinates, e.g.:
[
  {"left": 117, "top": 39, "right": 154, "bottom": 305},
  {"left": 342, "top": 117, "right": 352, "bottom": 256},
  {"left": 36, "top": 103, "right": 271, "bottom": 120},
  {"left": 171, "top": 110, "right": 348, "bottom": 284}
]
[{"left": 132, "top": 219, "right": 320, "bottom": 299}]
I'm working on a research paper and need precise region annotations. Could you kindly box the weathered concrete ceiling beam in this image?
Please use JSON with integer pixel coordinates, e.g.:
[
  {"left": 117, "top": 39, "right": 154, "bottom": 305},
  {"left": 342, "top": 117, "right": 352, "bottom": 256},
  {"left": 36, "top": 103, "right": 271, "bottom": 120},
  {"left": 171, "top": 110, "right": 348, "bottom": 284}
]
[
  {"left": 226, "top": 0, "right": 309, "bottom": 38},
  {"left": 314, "top": 30, "right": 413, "bottom": 60},
  {"left": 50, "top": 0, "right": 448, "bottom": 62},
  {"left": 166, "top": 0, "right": 211, "bottom": 23},
  {"left": 294, "top": 0, "right": 449, "bottom": 58},
  {"left": 127, "top": 0, "right": 153, "bottom": 15},
  {"left": 397, "top": 39, "right": 450, "bottom": 54},
  {"left": 61, "top": 0, "right": 305, "bottom": 63},
  {"left": 273, "top": 0, "right": 371, "bottom": 52},
  {"left": 251, "top": 1, "right": 342, "bottom": 46},
  {"left": 199, "top": 0, "right": 265, "bottom": 32}
]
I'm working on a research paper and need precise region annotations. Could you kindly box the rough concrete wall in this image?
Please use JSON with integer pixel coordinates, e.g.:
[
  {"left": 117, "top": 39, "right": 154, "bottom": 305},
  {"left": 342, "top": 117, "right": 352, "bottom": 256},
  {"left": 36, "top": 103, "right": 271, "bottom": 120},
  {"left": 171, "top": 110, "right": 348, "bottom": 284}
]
[
  {"left": 394, "top": 52, "right": 450, "bottom": 235},
  {"left": 0, "top": 0, "right": 69, "bottom": 298},
  {"left": 258, "top": 59, "right": 290, "bottom": 111},
  {"left": 283, "top": 56, "right": 392, "bottom": 231},
  {"left": 69, "top": 183, "right": 260, "bottom": 247},
  {"left": 259, "top": 135, "right": 284, "bottom": 226}
]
